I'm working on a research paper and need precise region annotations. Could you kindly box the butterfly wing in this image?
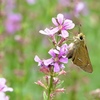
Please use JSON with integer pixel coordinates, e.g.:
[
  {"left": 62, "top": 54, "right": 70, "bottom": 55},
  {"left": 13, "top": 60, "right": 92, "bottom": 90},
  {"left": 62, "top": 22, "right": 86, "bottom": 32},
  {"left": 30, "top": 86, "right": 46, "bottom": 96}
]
[{"left": 72, "top": 43, "right": 93, "bottom": 73}]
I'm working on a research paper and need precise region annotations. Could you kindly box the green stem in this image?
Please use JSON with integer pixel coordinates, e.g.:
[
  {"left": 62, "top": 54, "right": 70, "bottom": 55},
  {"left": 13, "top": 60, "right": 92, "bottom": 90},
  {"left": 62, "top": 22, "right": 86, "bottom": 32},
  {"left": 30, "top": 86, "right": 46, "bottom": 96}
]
[
  {"left": 70, "top": 77, "right": 77, "bottom": 100},
  {"left": 70, "top": 89, "right": 76, "bottom": 100},
  {"left": 47, "top": 70, "right": 53, "bottom": 100}
]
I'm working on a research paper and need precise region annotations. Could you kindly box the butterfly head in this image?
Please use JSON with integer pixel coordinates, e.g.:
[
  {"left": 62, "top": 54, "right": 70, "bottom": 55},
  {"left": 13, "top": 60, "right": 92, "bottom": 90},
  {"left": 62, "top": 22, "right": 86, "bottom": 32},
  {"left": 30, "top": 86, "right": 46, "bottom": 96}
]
[{"left": 74, "top": 33, "right": 85, "bottom": 42}]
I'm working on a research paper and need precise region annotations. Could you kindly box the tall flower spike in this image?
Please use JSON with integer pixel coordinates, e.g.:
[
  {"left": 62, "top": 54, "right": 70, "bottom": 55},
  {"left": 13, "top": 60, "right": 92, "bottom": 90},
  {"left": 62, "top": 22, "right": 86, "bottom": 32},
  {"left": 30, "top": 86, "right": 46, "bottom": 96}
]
[{"left": 52, "top": 13, "right": 75, "bottom": 38}]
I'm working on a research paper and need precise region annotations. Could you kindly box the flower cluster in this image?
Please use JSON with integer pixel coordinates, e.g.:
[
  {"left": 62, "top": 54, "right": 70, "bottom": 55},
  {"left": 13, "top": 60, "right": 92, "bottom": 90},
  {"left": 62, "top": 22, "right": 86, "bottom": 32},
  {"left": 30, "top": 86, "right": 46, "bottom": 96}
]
[
  {"left": 0, "top": 78, "right": 13, "bottom": 100},
  {"left": 2, "top": 0, "right": 22, "bottom": 34},
  {"left": 5, "top": 13, "right": 22, "bottom": 34},
  {"left": 35, "top": 14, "right": 75, "bottom": 72},
  {"left": 34, "top": 13, "right": 75, "bottom": 100},
  {"left": 58, "top": 0, "right": 89, "bottom": 18},
  {"left": 35, "top": 44, "right": 68, "bottom": 72},
  {"left": 40, "top": 14, "right": 75, "bottom": 38}
]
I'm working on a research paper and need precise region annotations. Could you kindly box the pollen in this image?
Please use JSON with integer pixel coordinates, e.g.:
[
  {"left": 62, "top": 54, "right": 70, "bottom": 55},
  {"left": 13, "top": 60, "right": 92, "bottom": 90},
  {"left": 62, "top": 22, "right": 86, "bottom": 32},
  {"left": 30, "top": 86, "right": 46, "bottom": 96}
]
[
  {"left": 58, "top": 25, "right": 63, "bottom": 30},
  {"left": 54, "top": 56, "right": 59, "bottom": 62}
]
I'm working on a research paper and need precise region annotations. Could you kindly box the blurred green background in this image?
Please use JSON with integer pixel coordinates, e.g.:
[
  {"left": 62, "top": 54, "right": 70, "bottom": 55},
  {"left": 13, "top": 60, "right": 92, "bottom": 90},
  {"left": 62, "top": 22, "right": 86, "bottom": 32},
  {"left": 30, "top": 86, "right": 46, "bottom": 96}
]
[{"left": 0, "top": 0, "right": 100, "bottom": 100}]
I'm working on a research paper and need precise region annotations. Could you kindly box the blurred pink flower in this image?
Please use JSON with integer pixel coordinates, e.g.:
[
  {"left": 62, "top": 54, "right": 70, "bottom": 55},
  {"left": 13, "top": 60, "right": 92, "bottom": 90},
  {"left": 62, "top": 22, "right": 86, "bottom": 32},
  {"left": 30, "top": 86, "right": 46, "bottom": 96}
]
[
  {"left": 0, "top": 78, "right": 13, "bottom": 100},
  {"left": 58, "top": 0, "right": 70, "bottom": 7},
  {"left": 5, "top": 13, "right": 22, "bottom": 34},
  {"left": 4, "top": 0, "right": 16, "bottom": 13},
  {"left": 74, "top": 1, "right": 89, "bottom": 17},
  {"left": 0, "top": 92, "right": 9, "bottom": 100},
  {"left": 52, "top": 14, "right": 75, "bottom": 38},
  {"left": 26, "top": 0, "right": 36, "bottom": 5},
  {"left": 0, "top": 78, "right": 13, "bottom": 92}
]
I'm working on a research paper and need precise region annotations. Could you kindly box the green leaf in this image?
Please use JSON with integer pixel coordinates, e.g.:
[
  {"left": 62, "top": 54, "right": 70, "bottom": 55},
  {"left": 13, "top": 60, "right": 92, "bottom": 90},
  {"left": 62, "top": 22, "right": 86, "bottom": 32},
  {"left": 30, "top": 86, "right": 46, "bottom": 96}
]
[
  {"left": 56, "top": 80, "right": 64, "bottom": 88},
  {"left": 43, "top": 91, "right": 48, "bottom": 100}
]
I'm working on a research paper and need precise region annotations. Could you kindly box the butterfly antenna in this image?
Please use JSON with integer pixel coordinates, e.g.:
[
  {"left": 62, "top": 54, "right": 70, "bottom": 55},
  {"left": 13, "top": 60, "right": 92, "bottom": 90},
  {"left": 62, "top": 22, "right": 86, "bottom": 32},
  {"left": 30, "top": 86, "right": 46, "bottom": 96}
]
[{"left": 78, "top": 24, "right": 82, "bottom": 34}]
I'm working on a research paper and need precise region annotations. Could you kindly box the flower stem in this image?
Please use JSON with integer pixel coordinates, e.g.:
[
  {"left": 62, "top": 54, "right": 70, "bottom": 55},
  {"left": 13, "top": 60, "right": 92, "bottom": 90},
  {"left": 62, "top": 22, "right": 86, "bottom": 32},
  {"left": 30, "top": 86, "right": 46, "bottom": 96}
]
[{"left": 47, "top": 69, "right": 53, "bottom": 100}]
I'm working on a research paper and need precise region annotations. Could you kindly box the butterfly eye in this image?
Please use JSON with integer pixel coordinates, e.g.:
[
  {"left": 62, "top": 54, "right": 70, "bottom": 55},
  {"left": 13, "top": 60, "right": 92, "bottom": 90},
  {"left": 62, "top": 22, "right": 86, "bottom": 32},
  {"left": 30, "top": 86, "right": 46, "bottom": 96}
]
[{"left": 80, "top": 36, "right": 83, "bottom": 40}]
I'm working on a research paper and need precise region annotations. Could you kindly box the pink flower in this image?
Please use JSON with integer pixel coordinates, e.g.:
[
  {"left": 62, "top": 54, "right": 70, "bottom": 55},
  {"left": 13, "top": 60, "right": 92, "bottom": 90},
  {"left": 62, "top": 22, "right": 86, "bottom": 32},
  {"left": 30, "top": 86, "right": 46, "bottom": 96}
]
[
  {"left": 52, "top": 14, "right": 75, "bottom": 38},
  {"left": 58, "top": 0, "right": 70, "bottom": 7},
  {"left": 0, "top": 78, "right": 13, "bottom": 92},
  {"left": 5, "top": 13, "right": 22, "bottom": 34},
  {"left": 34, "top": 55, "right": 50, "bottom": 74},
  {"left": 34, "top": 44, "right": 68, "bottom": 72},
  {"left": 4, "top": 0, "right": 15, "bottom": 13},
  {"left": 48, "top": 44, "right": 68, "bottom": 72},
  {"left": 74, "top": 2, "right": 89, "bottom": 17},
  {"left": 26, "top": 0, "right": 36, "bottom": 5},
  {"left": 0, "top": 78, "right": 13, "bottom": 100}
]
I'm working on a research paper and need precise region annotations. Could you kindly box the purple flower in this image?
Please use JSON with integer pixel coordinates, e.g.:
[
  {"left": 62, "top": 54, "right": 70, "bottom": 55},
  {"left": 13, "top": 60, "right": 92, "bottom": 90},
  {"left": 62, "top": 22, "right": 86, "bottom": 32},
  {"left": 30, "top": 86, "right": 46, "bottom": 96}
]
[
  {"left": 52, "top": 14, "right": 75, "bottom": 38},
  {"left": 34, "top": 55, "right": 51, "bottom": 74},
  {"left": 0, "top": 78, "right": 13, "bottom": 92},
  {"left": 34, "top": 55, "right": 52, "bottom": 67},
  {"left": 58, "top": 0, "right": 70, "bottom": 7},
  {"left": 34, "top": 55, "right": 53, "bottom": 68},
  {"left": 5, "top": 13, "right": 22, "bottom": 34},
  {"left": 34, "top": 55, "right": 43, "bottom": 66},
  {"left": 0, "top": 78, "right": 13, "bottom": 100},
  {"left": 5, "top": 0, "right": 15, "bottom": 13},
  {"left": 26, "top": 0, "right": 36, "bottom": 5},
  {"left": 34, "top": 44, "right": 68, "bottom": 72},
  {"left": 74, "top": 2, "right": 89, "bottom": 17},
  {"left": 48, "top": 44, "right": 68, "bottom": 72}
]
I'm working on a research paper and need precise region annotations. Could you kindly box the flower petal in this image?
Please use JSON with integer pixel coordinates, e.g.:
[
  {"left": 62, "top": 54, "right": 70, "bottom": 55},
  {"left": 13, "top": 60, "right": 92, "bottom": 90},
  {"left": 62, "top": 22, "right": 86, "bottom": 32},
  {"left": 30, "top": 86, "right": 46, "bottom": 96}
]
[
  {"left": 3, "top": 86, "right": 13, "bottom": 92},
  {"left": 64, "top": 19, "right": 72, "bottom": 25},
  {"left": 60, "top": 30, "right": 69, "bottom": 38},
  {"left": 51, "top": 27, "right": 59, "bottom": 33},
  {"left": 59, "top": 57, "right": 68, "bottom": 63},
  {"left": 39, "top": 28, "right": 51, "bottom": 35},
  {"left": 60, "top": 64, "right": 65, "bottom": 69},
  {"left": 34, "top": 55, "right": 41, "bottom": 62},
  {"left": 39, "top": 30, "right": 48, "bottom": 35},
  {"left": 34, "top": 55, "right": 42, "bottom": 66},
  {"left": 54, "top": 63, "right": 60, "bottom": 72},
  {"left": 53, "top": 49, "right": 59, "bottom": 54},
  {"left": 48, "top": 49, "right": 56, "bottom": 57},
  {"left": 43, "top": 58, "right": 53, "bottom": 66},
  {"left": 0, "top": 78, "right": 13, "bottom": 93},
  {"left": 56, "top": 46, "right": 60, "bottom": 51},
  {"left": 57, "top": 14, "right": 64, "bottom": 25},
  {"left": 59, "top": 44, "right": 68, "bottom": 56},
  {"left": 64, "top": 19, "right": 75, "bottom": 29},
  {"left": 52, "top": 18, "right": 58, "bottom": 26},
  {"left": 0, "top": 78, "right": 6, "bottom": 85},
  {"left": 65, "top": 23, "right": 75, "bottom": 29},
  {"left": 39, "top": 28, "right": 57, "bottom": 36},
  {"left": 0, "top": 92, "right": 9, "bottom": 100}
]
